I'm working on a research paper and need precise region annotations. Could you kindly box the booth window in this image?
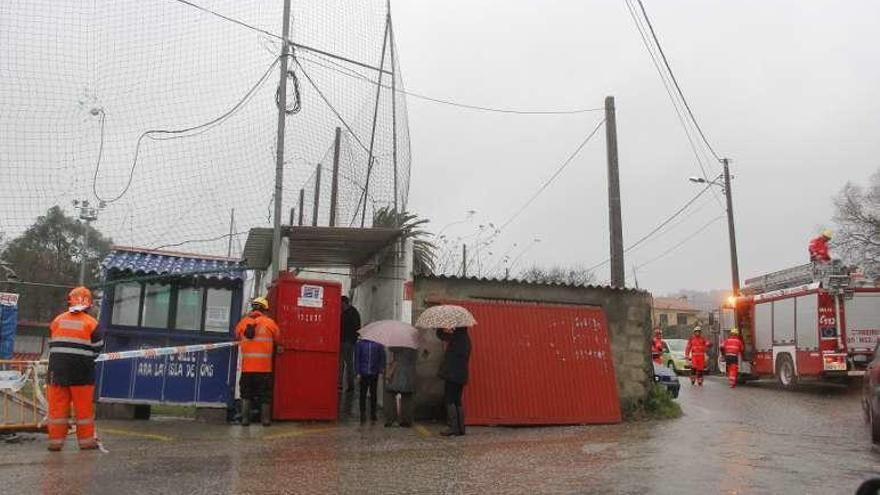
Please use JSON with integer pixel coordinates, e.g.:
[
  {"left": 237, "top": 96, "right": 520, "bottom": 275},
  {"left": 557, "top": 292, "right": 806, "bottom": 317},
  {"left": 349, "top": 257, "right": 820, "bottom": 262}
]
[
  {"left": 204, "top": 288, "right": 232, "bottom": 333},
  {"left": 111, "top": 282, "right": 141, "bottom": 326},
  {"left": 176, "top": 287, "right": 204, "bottom": 331},
  {"left": 141, "top": 283, "right": 171, "bottom": 329}
]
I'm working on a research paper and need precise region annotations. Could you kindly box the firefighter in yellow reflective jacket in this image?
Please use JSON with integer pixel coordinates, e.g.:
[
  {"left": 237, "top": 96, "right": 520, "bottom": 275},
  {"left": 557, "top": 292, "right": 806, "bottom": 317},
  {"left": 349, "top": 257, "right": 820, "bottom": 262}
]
[{"left": 234, "top": 297, "right": 280, "bottom": 426}]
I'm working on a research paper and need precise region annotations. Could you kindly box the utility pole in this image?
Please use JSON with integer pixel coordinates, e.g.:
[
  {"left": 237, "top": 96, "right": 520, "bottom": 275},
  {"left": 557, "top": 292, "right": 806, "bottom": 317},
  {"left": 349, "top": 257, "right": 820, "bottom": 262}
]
[
  {"left": 605, "top": 96, "right": 625, "bottom": 288},
  {"left": 270, "top": 0, "right": 293, "bottom": 280},
  {"left": 329, "top": 127, "right": 341, "bottom": 227},
  {"left": 312, "top": 164, "right": 322, "bottom": 227},
  {"left": 722, "top": 158, "right": 741, "bottom": 294},
  {"left": 462, "top": 244, "right": 468, "bottom": 277},
  {"left": 297, "top": 189, "right": 305, "bottom": 226},
  {"left": 227, "top": 208, "right": 235, "bottom": 258}
]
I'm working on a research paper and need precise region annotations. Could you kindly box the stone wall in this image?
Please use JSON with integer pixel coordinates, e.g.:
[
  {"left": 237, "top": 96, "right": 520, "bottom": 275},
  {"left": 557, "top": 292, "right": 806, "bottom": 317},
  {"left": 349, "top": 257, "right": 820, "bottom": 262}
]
[{"left": 412, "top": 276, "right": 654, "bottom": 418}]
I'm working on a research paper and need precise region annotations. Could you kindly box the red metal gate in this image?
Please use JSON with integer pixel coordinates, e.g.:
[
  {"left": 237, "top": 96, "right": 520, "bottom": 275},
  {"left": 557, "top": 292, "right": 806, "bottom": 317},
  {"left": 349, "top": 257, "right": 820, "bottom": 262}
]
[{"left": 451, "top": 300, "right": 621, "bottom": 425}]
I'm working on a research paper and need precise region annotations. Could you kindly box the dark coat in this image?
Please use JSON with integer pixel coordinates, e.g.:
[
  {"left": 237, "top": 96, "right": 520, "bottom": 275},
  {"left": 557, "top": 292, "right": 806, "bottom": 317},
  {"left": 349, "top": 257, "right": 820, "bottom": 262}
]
[
  {"left": 354, "top": 339, "right": 385, "bottom": 376},
  {"left": 386, "top": 347, "right": 417, "bottom": 393},
  {"left": 340, "top": 306, "right": 361, "bottom": 344},
  {"left": 437, "top": 328, "right": 471, "bottom": 385}
]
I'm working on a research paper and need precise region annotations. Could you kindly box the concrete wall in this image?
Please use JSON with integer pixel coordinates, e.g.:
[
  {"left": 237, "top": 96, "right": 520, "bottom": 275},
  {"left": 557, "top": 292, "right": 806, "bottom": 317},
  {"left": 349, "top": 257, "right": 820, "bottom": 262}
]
[{"left": 412, "top": 276, "right": 654, "bottom": 418}]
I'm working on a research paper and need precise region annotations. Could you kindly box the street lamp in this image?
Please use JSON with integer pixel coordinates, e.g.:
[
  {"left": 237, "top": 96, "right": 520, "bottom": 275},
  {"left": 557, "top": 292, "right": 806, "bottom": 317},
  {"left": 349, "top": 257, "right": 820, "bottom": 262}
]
[{"left": 688, "top": 158, "right": 740, "bottom": 294}]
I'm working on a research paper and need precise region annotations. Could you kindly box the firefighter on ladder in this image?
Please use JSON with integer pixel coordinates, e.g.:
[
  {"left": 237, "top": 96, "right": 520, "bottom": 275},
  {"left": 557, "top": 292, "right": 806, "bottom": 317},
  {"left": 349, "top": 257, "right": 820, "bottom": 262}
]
[
  {"left": 809, "top": 229, "right": 833, "bottom": 263},
  {"left": 234, "top": 296, "right": 281, "bottom": 427},
  {"left": 47, "top": 286, "right": 102, "bottom": 451},
  {"left": 720, "top": 328, "right": 744, "bottom": 388},
  {"left": 651, "top": 327, "right": 664, "bottom": 365},
  {"left": 685, "top": 326, "right": 711, "bottom": 386}
]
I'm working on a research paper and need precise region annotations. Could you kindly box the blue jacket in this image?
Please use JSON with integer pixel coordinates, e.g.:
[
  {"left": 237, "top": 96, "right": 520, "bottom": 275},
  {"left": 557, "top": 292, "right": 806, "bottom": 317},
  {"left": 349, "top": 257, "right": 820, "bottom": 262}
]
[{"left": 354, "top": 339, "right": 385, "bottom": 376}]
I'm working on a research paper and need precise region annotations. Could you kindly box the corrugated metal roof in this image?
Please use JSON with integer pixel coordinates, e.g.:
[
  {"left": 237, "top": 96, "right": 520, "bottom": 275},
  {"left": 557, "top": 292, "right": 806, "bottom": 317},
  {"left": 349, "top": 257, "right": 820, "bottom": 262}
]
[
  {"left": 242, "top": 226, "right": 402, "bottom": 270},
  {"left": 102, "top": 247, "right": 244, "bottom": 281},
  {"left": 417, "top": 274, "right": 646, "bottom": 294}
]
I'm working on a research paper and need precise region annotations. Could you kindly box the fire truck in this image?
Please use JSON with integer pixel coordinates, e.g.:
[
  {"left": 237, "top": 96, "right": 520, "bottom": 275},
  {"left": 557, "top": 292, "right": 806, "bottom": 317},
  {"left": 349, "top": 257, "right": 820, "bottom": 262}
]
[{"left": 723, "top": 261, "right": 880, "bottom": 389}]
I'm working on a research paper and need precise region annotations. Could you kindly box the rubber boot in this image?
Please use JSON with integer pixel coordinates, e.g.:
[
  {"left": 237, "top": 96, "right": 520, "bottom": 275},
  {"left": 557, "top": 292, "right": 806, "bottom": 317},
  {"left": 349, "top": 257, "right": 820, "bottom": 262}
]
[
  {"left": 456, "top": 405, "right": 465, "bottom": 436},
  {"left": 261, "top": 402, "right": 272, "bottom": 427},
  {"left": 440, "top": 405, "right": 459, "bottom": 437},
  {"left": 241, "top": 399, "right": 251, "bottom": 426}
]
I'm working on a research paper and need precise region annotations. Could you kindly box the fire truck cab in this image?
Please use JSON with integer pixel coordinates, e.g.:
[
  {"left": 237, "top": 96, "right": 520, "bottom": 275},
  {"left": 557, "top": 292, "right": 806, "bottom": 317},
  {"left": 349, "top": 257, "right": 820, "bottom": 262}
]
[{"left": 725, "top": 261, "right": 880, "bottom": 389}]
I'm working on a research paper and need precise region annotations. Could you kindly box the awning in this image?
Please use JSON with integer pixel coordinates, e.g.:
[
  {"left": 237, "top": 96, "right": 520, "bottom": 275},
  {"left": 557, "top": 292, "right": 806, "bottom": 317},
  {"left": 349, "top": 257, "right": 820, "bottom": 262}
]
[
  {"left": 242, "top": 226, "right": 402, "bottom": 270},
  {"left": 103, "top": 247, "right": 245, "bottom": 281}
]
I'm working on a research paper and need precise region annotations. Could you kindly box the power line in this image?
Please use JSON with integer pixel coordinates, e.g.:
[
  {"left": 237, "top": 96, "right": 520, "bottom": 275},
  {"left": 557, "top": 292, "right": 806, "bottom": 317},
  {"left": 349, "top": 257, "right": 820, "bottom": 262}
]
[
  {"left": 585, "top": 182, "right": 714, "bottom": 272},
  {"left": 624, "top": 0, "right": 723, "bottom": 208},
  {"left": 92, "top": 56, "right": 280, "bottom": 204},
  {"left": 635, "top": 214, "right": 725, "bottom": 270},
  {"left": 299, "top": 54, "right": 605, "bottom": 116},
  {"left": 152, "top": 230, "right": 250, "bottom": 252},
  {"left": 635, "top": 0, "right": 723, "bottom": 163},
  {"left": 498, "top": 119, "right": 606, "bottom": 232},
  {"left": 167, "top": 0, "right": 283, "bottom": 41}
]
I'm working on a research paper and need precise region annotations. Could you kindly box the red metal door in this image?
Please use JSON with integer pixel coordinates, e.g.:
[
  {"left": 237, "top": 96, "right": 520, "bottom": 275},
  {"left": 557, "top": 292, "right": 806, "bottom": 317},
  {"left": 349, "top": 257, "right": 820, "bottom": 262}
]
[
  {"left": 449, "top": 300, "right": 621, "bottom": 425},
  {"left": 270, "top": 274, "right": 341, "bottom": 420}
]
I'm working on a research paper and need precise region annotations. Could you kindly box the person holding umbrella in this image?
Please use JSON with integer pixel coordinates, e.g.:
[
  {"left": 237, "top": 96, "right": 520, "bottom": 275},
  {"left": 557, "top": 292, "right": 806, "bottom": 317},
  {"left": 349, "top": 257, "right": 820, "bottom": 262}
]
[
  {"left": 416, "top": 305, "right": 477, "bottom": 437},
  {"left": 357, "top": 320, "right": 421, "bottom": 428}
]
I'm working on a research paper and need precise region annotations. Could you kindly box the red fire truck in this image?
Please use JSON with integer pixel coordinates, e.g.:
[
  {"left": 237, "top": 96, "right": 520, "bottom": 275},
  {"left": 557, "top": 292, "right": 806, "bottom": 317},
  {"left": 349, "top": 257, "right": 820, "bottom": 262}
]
[{"left": 723, "top": 262, "right": 880, "bottom": 389}]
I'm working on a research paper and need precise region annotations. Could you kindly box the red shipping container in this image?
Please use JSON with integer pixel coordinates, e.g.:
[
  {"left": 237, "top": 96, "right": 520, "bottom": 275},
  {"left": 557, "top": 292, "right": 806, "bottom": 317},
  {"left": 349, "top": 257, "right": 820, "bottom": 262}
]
[
  {"left": 269, "top": 274, "right": 341, "bottom": 420},
  {"left": 448, "top": 299, "right": 621, "bottom": 425}
]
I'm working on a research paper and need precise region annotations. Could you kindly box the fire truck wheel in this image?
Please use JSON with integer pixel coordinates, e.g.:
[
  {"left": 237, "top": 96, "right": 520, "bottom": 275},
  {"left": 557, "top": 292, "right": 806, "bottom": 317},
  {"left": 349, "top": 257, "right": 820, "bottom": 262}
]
[{"left": 776, "top": 354, "right": 797, "bottom": 390}]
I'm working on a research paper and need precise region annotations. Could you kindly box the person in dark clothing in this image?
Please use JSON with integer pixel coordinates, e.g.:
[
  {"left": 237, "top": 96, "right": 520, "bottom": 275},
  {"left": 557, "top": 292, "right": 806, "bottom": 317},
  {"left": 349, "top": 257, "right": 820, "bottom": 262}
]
[
  {"left": 339, "top": 296, "right": 361, "bottom": 392},
  {"left": 437, "top": 327, "right": 471, "bottom": 437},
  {"left": 384, "top": 346, "right": 418, "bottom": 427},
  {"left": 354, "top": 338, "right": 385, "bottom": 424}
]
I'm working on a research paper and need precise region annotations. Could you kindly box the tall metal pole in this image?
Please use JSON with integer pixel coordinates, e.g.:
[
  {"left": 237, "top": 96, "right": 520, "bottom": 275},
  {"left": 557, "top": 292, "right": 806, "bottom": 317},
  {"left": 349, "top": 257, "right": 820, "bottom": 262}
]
[
  {"left": 329, "top": 127, "right": 341, "bottom": 227},
  {"left": 388, "top": 5, "right": 399, "bottom": 215},
  {"left": 227, "top": 208, "right": 235, "bottom": 258},
  {"left": 462, "top": 244, "right": 467, "bottom": 277},
  {"left": 79, "top": 220, "right": 90, "bottom": 285},
  {"left": 312, "top": 164, "right": 322, "bottom": 227},
  {"left": 360, "top": 15, "right": 391, "bottom": 227},
  {"left": 604, "top": 96, "right": 625, "bottom": 288},
  {"left": 722, "top": 158, "right": 741, "bottom": 294},
  {"left": 270, "top": 0, "right": 293, "bottom": 280},
  {"left": 297, "top": 189, "right": 305, "bottom": 226}
]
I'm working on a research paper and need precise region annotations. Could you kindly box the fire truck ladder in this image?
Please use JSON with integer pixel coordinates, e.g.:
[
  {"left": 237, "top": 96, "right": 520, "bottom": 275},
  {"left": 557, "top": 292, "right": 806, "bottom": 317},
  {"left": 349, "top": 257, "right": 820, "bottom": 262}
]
[{"left": 743, "top": 261, "right": 851, "bottom": 295}]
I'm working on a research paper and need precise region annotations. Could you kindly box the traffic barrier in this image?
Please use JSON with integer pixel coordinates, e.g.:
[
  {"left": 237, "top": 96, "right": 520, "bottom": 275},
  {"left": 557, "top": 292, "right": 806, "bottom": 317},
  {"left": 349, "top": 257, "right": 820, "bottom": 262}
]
[
  {"left": 95, "top": 341, "right": 239, "bottom": 362},
  {"left": 0, "top": 360, "right": 47, "bottom": 432}
]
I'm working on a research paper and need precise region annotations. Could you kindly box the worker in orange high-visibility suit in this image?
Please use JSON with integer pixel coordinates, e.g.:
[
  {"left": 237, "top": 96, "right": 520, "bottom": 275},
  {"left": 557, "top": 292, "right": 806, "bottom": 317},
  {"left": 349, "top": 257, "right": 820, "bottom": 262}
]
[
  {"left": 809, "top": 230, "right": 833, "bottom": 263},
  {"left": 651, "top": 327, "right": 664, "bottom": 365},
  {"left": 685, "top": 326, "right": 712, "bottom": 386},
  {"left": 234, "top": 297, "right": 281, "bottom": 426},
  {"left": 47, "top": 286, "right": 103, "bottom": 451},
  {"left": 720, "top": 328, "right": 745, "bottom": 388}
]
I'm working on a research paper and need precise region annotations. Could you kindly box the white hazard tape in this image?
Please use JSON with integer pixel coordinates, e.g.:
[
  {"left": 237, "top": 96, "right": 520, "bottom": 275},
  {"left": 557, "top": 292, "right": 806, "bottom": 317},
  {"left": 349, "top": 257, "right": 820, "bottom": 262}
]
[{"left": 95, "top": 341, "right": 239, "bottom": 362}]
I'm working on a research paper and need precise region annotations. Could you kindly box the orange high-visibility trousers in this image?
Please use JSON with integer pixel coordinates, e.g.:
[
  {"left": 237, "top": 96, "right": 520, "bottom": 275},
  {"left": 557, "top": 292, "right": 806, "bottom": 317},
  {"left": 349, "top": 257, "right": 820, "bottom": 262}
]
[
  {"left": 47, "top": 384, "right": 96, "bottom": 450},
  {"left": 727, "top": 363, "right": 739, "bottom": 388}
]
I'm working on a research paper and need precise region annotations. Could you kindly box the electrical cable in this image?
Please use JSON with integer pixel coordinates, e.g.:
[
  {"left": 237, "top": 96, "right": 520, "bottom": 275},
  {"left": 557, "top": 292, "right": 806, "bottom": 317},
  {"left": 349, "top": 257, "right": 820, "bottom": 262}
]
[
  {"left": 152, "top": 231, "right": 250, "bottom": 252},
  {"left": 167, "top": 0, "right": 283, "bottom": 42},
  {"left": 635, "top": 0, "right": 723, "bottom": 163},
  {"left": 635, "top": 214, "right": 725, "bottom": 270},
  {"left": 299, "top": 54, "right": 604, "bottom": 116},
  {"left": 585, "top": 182, "right": 714, "bottom": 272},
  {"left": 624, "top": 0, "right": 723, "bottom": 208},
  {"left": 498, "top": 118, "right": 606, "bottom": 232},
  {"left": 92, "top": 56, "right": 280, "bottom": 204}
]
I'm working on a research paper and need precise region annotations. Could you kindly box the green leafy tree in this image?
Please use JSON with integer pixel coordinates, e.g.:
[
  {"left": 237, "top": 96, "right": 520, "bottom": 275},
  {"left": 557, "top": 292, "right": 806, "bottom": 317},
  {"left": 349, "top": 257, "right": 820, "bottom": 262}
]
[
  {"left": 0, "top": 206, "right": 112, "bottom": 322},
  {"left": 372, "top": 206, "right": 437, "bottom": 275}
]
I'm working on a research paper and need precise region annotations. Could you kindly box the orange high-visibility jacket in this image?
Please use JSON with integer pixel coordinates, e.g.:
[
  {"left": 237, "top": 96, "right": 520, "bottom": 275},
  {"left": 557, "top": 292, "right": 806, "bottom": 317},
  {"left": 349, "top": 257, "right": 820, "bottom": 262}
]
[
  {"left": 235, "top": 311, "right": 280, "bottom": 373},
  {"left": 721, "top": 337, "right": 744, "bottom": 357},
  {"left": 48, "top": 311, "right": 102, "bottom": 386}
]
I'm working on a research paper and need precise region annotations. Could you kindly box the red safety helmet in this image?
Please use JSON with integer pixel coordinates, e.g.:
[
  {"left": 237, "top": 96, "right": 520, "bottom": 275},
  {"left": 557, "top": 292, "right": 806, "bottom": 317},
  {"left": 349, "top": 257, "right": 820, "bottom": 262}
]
[{"left": 68, "top": 286, "right": 93, "bottom": 312}]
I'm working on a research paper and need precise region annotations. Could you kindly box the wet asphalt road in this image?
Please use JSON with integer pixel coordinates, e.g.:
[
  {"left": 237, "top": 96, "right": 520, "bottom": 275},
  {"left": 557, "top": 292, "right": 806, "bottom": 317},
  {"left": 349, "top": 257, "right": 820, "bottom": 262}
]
[{"left": 2, "top": 376, "right": 879, "bottom": 494}]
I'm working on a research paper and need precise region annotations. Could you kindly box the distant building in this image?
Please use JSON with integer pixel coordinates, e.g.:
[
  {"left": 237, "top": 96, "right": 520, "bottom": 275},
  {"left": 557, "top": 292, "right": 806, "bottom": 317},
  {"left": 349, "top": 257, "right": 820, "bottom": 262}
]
[{"left": 653, "top": 296, "right": 703, "bottom": 335}]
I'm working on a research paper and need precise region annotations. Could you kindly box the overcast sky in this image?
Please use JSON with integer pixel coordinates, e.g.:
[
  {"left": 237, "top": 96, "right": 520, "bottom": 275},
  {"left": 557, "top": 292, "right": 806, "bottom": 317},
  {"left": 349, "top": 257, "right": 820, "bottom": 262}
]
[{"left": 393, "top": 0, "right": 880, "bottom": 295}]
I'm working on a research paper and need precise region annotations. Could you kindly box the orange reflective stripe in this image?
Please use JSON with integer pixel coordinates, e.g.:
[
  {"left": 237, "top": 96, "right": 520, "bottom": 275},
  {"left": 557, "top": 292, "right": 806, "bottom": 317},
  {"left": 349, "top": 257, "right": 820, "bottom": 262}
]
[
  {"left": 242, "top": 353, "right": 272, "bottom": 358},
  {"left": 75, "top": 419, "right": 94, "bottom": 425},
  {"left": 48, "top": 418, "right": 69, "bottom": 425}
]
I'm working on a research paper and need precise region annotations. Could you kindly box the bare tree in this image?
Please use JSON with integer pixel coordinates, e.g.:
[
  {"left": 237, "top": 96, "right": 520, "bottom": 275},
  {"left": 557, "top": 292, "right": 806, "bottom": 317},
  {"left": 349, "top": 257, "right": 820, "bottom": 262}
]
[
  {"left": 519, "top": 265, "right": 597, "bottom": 286},
  {"left": 833, "top": 171, "right": 880, "bottom": 277}
]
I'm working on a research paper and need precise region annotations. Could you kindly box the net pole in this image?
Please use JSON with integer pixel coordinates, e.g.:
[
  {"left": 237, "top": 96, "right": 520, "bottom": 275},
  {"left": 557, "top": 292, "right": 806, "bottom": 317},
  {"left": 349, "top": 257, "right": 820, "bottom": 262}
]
[
  {"left": 271, "top": 0, "right": 293, "bottom": 280},
  {"left": 359, "top": 15, "right": 391, "bottom": 227}
]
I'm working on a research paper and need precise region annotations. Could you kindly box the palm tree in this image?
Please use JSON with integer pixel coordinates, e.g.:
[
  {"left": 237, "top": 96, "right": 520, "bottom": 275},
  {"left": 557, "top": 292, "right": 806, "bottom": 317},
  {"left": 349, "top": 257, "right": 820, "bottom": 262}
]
[{"left": 372, "top": 206, "right": 437, "bottom": 275}]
